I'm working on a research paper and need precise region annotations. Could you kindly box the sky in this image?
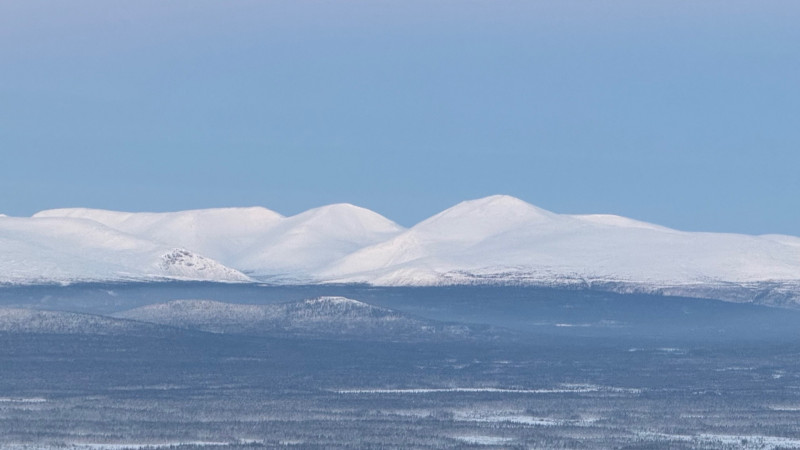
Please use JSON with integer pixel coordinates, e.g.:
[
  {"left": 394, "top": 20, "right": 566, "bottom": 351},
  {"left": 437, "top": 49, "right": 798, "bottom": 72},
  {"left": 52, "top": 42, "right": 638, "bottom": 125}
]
[{"left": 1, "top": 1, "right": 798, "bottom": 235}]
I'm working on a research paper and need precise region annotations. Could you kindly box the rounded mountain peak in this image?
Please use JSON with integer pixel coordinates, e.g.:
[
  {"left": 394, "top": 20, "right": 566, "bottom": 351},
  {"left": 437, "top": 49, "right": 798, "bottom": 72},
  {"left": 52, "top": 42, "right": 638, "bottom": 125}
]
[
  {"left": 415, "top": 195, "right": 560, "bottom": 236},
  {"left": 290, "top": 203, "right": 404, "bottom": 234},
  {"left": 460, "top": 194, "right": 554, "bottom": 213}
]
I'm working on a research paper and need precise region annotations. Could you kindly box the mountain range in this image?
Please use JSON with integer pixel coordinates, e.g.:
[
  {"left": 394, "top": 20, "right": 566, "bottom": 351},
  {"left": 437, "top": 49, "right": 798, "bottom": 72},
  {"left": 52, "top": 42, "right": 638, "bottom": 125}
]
[{"left": 2, "top": 195, "right": 799, "bottom": 305}]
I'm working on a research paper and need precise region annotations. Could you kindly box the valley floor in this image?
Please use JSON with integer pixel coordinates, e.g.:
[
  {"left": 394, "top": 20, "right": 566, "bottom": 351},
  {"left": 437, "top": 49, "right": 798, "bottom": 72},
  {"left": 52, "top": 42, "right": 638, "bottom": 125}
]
[{"left": 3, "top": 284, "right": 800, "bottom": 449}]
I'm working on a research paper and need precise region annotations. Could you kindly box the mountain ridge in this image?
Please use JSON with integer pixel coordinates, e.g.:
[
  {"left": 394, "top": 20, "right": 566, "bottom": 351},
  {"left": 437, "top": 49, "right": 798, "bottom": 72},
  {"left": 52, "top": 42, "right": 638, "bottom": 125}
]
[
  {"left": 114, "top": 297, "right": 490, "bottom": 341},
  {"left": 4, "top": 196, "right": 800, "bottom": 306}
]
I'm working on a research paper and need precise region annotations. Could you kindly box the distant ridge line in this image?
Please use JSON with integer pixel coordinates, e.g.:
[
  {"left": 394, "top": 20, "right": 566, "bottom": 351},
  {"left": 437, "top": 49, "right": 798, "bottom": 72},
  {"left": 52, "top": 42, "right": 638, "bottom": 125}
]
[{"left": 1, "top": 195, "right": 798, "bottom": 306}]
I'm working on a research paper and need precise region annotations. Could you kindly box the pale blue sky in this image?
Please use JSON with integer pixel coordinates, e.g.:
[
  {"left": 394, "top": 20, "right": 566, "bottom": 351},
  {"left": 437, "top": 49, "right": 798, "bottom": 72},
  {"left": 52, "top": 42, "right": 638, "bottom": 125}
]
[{"left": 1, "top": 1, "right": 798, "bottom": 234}]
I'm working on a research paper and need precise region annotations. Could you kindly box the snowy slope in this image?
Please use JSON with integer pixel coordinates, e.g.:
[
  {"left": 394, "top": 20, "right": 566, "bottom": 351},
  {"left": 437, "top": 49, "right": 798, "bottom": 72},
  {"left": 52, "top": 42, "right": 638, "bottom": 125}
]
[
  {"left": 35, "top": 204, "right": 404, "bottom": 280},
  {"left": 0, "top": 216, "right": 250, "bottom": 284},
  {"left": 234, "top": 204, "right": 405, "bottom": 280},
  {"left": 33, "top": 207, "right": 285, "bottom": 266},
  {"left": 320, "top": 196, "right": 800, "bottom": 301},
  {"left": 115, "top": 297, "right": 480, "bottom": 340}
]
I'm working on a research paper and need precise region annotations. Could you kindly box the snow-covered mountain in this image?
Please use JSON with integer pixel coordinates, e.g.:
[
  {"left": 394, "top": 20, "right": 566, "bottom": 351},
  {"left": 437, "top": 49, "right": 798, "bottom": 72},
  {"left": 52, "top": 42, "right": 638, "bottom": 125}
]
[
  {"left": 35, "top": 204, "right": 405, "bottom": 281},
  {"left": 0, "top": 215, "right": 250, "bottom": 285},
  {"left": 33, "top": 207, "right": 285, "bottom": 267},
  {"left": 115, "top": 297, "right": 482, "bottom": 341},
  {"left": 320, "top": 196, "right": 800, "bottom": 304},
  {"left": 233, "top": 204, "right": 405, "bottom": 281},
  {"left": 5, "top": 196, "right": 800, "bottom": 305}
]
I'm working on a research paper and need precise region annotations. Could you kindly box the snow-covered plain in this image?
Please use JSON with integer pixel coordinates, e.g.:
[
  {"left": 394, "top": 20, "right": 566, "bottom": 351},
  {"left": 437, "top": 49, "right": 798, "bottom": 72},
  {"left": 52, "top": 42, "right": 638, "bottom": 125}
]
[{"left": 5, "top": 195, "right": 800, "bottom": 304}]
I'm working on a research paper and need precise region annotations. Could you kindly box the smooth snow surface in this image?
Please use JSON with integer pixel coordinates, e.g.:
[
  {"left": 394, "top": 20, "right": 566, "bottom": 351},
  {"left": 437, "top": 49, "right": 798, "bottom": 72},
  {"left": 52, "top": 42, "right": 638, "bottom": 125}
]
[
  {"left": 233, "top": 204, "right": 405, "bottom": 279},
  {"left": 35, "top": 204, "right": 404, "bottom": 281},
  {"left": 0, "top": 216, "right": 249, "bottom": 284},
  {"left": 320, "top": 195, "right": 800, "bottom": 290},
  {"left": 33, "top": 207, "right": 286, "bottom": 267},
  {"left": 5, "top": 195, "right": 800, "bottom": 303}
]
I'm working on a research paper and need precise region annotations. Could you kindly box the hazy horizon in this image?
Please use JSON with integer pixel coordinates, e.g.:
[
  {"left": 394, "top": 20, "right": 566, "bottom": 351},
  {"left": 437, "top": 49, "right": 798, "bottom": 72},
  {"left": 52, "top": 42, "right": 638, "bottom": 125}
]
[{"left": 2, "top": 1, "right": 798, "bottom": 235}]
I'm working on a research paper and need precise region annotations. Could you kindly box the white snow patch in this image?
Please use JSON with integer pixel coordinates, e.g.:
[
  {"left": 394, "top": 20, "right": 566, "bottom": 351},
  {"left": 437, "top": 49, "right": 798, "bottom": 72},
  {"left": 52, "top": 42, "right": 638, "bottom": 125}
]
[
  {"left": 0, "top": 397, "right": 47, "bottom": 403},
  {"left": 767, "top": 404, "right": 800, "bottom": 411},
  {"left": 638, "top": 431, "right": 800, "bottom": 449},
  {"left": 73, "top": 442, "right": 230, "bottom": 449},
  {"left": 1, "top": 442, "right": 237, "bottom": 450},
  {"left": 333, "top": 384, "right": 640, "bottom": 395},
  {"left": 451, "top": 435, "right": 514, "bottom": 445},
  {"left": 453, "top": 410, "right": 600, "bottom": 427}
]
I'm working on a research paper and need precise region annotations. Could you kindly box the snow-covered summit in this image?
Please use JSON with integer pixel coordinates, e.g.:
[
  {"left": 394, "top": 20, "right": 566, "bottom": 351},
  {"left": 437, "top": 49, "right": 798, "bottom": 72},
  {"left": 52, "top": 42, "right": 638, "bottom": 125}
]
[
  {"left": 234, "top": 203, "right": 405, "bottom": 279},
  {"left": 34, "top": 204, "right": 404, "bottom": 280},
  {"left": 417, "top": 195, "right": 561, "bottom": 238},
  {"left": 320, "top": 196, "right": 800, "bottom": 304},
  {"left": 319, "top": 195, "right": 573, "bottom": 278}
]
